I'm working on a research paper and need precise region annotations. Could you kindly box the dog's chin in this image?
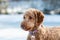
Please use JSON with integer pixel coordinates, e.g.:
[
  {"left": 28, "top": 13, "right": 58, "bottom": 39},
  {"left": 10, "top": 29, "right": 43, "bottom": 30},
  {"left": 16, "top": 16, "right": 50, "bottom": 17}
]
[{"left": 23, "top": 27, "right": 32, "bottom": 31}]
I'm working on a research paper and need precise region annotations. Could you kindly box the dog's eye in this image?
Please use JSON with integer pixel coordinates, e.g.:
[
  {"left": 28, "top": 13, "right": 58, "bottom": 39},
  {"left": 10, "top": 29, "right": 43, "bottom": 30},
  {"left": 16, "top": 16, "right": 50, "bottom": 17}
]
[{"left": 29, "top": 16, "right": 32, "bottom": 19}]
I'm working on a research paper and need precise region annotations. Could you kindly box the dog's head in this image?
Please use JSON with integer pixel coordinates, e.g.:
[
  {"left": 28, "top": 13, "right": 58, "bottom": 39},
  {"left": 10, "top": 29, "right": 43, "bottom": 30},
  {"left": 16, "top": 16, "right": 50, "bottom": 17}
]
[{"left": 21, "top": 8, "right": 44, "bottom": 31}]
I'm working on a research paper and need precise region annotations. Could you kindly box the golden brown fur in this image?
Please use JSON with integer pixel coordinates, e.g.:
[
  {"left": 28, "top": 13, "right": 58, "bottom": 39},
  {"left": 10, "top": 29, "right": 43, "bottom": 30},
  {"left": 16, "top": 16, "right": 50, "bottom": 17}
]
[{"left": 21, "top": 8, "right": 60, "bottom": 40}]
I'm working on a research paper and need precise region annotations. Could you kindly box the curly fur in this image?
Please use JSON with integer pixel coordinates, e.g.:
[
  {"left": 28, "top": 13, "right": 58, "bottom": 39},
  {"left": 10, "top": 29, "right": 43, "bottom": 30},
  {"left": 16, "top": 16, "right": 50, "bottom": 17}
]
[{"left": 21, "top": 8, "right": 60, "bottom": 40}]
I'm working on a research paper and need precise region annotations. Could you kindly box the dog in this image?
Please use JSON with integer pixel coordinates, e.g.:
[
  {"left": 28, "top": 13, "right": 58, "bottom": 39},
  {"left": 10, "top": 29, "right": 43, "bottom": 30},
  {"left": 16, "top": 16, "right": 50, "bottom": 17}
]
[{"left": 21, "top": 8, "right": 60, "bottom": 40}]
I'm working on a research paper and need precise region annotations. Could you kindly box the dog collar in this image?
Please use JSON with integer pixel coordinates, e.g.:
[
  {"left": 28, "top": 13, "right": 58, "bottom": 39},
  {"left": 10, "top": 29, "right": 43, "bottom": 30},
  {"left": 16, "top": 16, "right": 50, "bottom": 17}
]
[
  {"left": 30, "top": 25, "right": 42, "bottom": 36},
  {"left": 30, "top": 30, "right": 38, "bottom": 36}
]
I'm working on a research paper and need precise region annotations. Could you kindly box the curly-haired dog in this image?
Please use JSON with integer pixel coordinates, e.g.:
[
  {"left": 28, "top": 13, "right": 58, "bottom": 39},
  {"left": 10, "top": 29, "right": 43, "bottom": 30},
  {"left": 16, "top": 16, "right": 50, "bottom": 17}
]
[{"left": 21, "top": 8, "right": 60, "bottom": 40}]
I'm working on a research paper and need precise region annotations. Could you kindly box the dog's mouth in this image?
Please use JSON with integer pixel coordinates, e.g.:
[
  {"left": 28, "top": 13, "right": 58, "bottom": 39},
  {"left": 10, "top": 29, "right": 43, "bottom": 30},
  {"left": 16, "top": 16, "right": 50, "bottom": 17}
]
[
  {"left": 25, "top": 27, "right": 32, "bottom": 31},
  {"left": 21, "top": 25, "right": 31, "bottom": 31},
  {"left": 23, "top": 27, "right": 31, "bottom": 31}
]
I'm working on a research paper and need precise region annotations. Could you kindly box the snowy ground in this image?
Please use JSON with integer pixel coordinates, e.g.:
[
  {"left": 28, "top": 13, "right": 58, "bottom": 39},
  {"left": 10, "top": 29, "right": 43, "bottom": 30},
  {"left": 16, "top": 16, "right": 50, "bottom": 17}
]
[
  {"left": 0, "top": 14, "right": 28, "bottom": 40},
  {"left": 0, "top": 14, "right": 60, "bottom": 40},
  {"left": 0, "top": 28, "right": 28, "bottom": 40}
]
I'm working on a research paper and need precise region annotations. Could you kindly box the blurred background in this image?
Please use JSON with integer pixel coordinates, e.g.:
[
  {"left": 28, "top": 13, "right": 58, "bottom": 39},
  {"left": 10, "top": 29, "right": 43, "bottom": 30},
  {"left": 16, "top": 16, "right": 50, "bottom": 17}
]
[{"left": 0, "top": 0, "right": 60, "bottom": 40}]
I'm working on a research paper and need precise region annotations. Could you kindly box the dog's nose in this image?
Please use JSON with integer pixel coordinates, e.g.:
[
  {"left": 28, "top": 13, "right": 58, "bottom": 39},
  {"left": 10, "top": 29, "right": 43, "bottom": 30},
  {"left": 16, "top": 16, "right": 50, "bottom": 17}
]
[
  {"left": 21, "top": 24, "right": 24, "bottom": 27},
  {"left": 21, "top": 24, "right": 25, "bottom": 29}
]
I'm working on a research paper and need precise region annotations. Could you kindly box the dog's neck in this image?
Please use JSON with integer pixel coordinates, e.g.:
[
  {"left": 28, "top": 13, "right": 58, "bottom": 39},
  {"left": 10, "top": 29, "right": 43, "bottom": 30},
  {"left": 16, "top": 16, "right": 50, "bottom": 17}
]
[
  {"left": 29, "top": 25, "right": 42, "bottom": 35},
  {"left": 29, "top": 25, "right": 42, "bottom": 40},
  {"left": 30, "top": 29, "right": 38, "bottom": 36},
  {"left": 29, "top": 25, "right": 46, "bottom": 40},
  {"left": 29, "top": 25, "right": 44, "bottom": 36}
]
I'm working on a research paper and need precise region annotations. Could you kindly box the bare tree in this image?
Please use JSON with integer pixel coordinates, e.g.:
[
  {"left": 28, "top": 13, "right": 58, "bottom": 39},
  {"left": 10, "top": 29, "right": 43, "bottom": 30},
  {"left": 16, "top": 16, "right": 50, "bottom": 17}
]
[
  {"left": 42, "top": 0, "right": 60, "bottom": 10},
  {"left": 0, "top": 0, "right": 8, "bottom": 14}
]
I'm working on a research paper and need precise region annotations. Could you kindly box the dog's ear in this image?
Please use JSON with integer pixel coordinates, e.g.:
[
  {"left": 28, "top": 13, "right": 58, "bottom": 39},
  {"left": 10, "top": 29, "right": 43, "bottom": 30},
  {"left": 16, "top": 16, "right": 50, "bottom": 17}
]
[{"left": 37, "top": 11, "right": 44, "bottom": 24}]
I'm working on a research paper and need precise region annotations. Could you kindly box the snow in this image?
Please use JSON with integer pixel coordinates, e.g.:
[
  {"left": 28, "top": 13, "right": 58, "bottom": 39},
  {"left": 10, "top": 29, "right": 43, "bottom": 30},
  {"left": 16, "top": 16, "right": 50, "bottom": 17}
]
[{"left": 0, "top": 28, "right": 28, "bottom": 40}]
